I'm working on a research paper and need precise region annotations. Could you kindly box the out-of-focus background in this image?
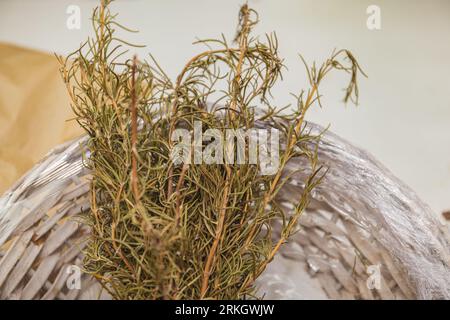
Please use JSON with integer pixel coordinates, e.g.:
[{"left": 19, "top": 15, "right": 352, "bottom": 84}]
[{"left": 0, "top": 0, "right": 449, "bottom": 215}]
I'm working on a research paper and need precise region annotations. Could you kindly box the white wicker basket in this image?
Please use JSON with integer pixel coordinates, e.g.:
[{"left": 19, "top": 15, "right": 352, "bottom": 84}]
[{"left": 0, "top": 122, "right": 449, "bottom": 300}]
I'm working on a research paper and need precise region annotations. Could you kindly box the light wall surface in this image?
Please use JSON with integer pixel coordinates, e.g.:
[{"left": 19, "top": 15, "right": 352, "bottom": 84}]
[{"left": 0, "top": 0, "right": 449, "bottom": 215}]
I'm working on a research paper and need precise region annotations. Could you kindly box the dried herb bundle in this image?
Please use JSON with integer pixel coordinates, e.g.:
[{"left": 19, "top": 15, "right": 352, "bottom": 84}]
[{"left": 58, "top": 0, "right": 364, "bottom": 299}]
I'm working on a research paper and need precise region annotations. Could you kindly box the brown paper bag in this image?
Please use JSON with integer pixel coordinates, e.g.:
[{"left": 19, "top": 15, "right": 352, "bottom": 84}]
[{"left": 0, "top": 43, "right": 82, "bottom": 193}]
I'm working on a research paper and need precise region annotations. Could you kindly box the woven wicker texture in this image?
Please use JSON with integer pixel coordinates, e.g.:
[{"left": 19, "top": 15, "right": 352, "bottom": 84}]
[{"left": 1, "top": 123, "right": 449, "bottom": 300}]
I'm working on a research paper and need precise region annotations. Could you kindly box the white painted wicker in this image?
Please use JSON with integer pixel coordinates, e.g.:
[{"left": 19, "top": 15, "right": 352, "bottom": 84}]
[{"left": 0, "top": 123, "right": 449, "bottom": 300}]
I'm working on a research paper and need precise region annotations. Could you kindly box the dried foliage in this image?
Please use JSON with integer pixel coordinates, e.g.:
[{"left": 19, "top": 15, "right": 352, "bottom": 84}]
[{"left": 58, "top": 0, "right": 365, "bottom": 299}]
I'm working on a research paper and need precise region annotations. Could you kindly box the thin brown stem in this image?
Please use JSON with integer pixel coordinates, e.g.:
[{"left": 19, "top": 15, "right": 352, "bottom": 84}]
[
  {"left": 242, "top": 85, "right": 318, "bottom": 249},
  {"left": 230, "top": 4, "right": 250, "bottom": 122},
  {"left": 131, "top": 55, "right": 140, "bottom": 202},
  {"left": 174, "top": 163, "right": 188, "bottom": 226},
  {"left": 111, "top": 221, "right": 136, "bottom": 276},
  {"left": 200, "top": 5, "right": 252, "bottom": 298},
  {"left": 200, "top": 166, "right": 232, "bottom": 298}
]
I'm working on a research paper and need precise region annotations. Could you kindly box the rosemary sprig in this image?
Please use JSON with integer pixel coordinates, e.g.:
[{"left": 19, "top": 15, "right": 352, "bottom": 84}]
[{"left": 58, "top": 0, "right": 365, "bottom": 299}]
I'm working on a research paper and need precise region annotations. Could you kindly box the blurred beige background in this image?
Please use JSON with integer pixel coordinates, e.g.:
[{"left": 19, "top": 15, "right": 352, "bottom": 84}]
[{"left": 0, "top": 0, "right": 449, "bottom": 215}]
